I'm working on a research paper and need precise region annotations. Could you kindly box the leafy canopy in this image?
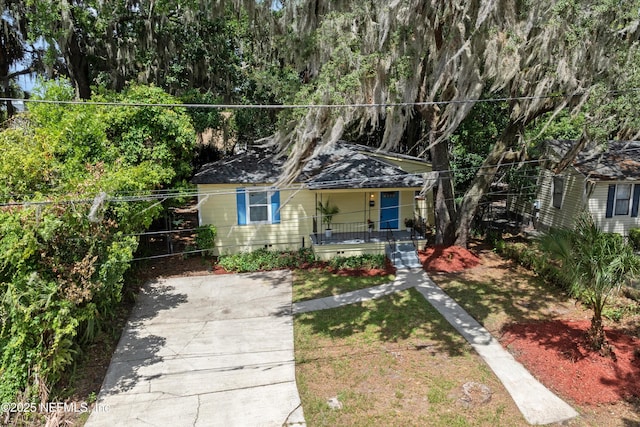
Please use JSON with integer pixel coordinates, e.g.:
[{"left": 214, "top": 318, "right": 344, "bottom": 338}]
[{"left": 0, "top": 79, "right": 196, "bottom": 405}]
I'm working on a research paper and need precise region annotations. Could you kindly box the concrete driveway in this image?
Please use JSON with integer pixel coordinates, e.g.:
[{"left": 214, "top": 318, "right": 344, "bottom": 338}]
[{"left": 86, "top": 270, "right": 305, "bottom": 427}]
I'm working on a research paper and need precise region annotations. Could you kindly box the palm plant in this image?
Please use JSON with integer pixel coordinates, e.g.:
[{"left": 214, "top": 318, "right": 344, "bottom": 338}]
[
  {"left": 317, "top": 200, "right": 340, "bottom": 230},
  {"left": 539, "top": 213, "right": 639, "bottom": 355}
]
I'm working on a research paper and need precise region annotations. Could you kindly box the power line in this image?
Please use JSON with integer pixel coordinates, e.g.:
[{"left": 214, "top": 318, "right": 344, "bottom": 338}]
[
  {"left": 0, "top": 94, "right": 570, "bottom": 110},
  {"left": 5, "top": 87, "right": 640, "bottom": 110},
  {"left": 0, "top": 159, "right": 544, "bottom": 207}
]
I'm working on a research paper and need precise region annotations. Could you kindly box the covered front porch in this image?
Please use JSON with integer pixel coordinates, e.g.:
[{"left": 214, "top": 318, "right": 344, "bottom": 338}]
[
  {"left": 309, "top": 223, "right": 425, "bottom": 245},
  {"left": 309, "top": 221, "right": 428, "bottom": 261}
]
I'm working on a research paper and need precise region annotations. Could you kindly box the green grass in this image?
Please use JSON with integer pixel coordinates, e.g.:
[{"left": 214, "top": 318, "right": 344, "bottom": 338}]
[
  {"left": 294, "top": 288, "right": 467, "bottom": 348},
  {"left": 294, "top": 288, "right": 524, "bottom": 426},
  {"left": 292, "top": 269, "right": 395, "bottom": 302},
  {"left": 434, "top": 272, "right": 569, "bottom": 334}
]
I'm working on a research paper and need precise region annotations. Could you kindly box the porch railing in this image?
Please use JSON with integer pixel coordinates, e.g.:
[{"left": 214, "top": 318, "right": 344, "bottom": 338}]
[
  {"left": 313, "top": 220, "right": 425, "bottom": 245},
  {"left": 385, "top": 224, "right": 397, "bottom": 264},
  {"left": 315, "top": 221, "right": 374, "bottom": 245}
]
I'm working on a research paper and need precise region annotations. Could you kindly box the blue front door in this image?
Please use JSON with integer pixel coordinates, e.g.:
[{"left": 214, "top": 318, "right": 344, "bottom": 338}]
[{"left": 380, "top": 191, "right": 399, "bottom": 229}]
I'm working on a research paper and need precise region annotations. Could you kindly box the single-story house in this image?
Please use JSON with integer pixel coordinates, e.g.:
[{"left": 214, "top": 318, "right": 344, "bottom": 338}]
[
  {"left": 192, "top": 141, "right": 434, "bottom": 259},
  {"left": 535, "top": 139, "right": 640, "bottom": 236}
]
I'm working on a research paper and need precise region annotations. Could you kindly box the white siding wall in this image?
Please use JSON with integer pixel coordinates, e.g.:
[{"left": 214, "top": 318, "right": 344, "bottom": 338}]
[
  {"left": 537, "top": 172, "right": 640, "bottom": 236},
  {"left": 589, "top": 182, "right": 640, "bottom": 235},
  {"left": 536, "top": 167, "right": 586, "bottom": 230}
]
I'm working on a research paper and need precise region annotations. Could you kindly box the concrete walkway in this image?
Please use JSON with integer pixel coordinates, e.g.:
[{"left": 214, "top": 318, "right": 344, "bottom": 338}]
[
  {"left": 292, "top": 269, "right": 579, "bottom": 425},
  {"left": 86, "top": 271, "right": 305, "bottom": 427}
]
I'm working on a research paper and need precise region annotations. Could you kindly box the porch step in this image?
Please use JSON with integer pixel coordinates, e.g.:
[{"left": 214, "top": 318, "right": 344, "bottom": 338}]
[{"left": 386, "top": 242, "right": 422, "bottom": 269}]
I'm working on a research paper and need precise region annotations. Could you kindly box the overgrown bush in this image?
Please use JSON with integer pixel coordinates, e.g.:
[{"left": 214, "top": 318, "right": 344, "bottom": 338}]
[
  {"left": 493, "top": 240, "right": 572, "bottom": 291},
  {"left": 629, "top": 228, "right": 640, "bottom": 251},
  {"left": 328, "top": 254, "right": 386, "bottom": 270},
  {"left": 218, "top": 248, "right": 315, "bottom": 272},
  {"left": 195, "top": 225, "right": 217, "bottom": 256},
  {"left": 0, "top": 80, "right": 196, "bottom": 408}
]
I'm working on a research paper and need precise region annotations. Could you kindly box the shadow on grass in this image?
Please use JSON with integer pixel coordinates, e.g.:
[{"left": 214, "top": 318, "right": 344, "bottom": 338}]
[
  {"left": 432, "top": 261, "right": 571, "bottom": 328},
  {"left": 292, "top": 269, "right": 394, "bottom": 302},
  {"left": 295, "top": 288, "right": 470, "bottom": 357}
]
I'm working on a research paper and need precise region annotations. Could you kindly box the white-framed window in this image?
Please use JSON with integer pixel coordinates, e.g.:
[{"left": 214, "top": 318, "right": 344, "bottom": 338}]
[
  {"left": 236, "top": 187, "right": 280, "bottom": 225},
  {"left": 552, "top": 176, "right": 564, "bottom": 209},
  {"left": 614, "top": 184, "right": 632, "bottom": 216},
  {"left": 247, "top": 190, "right": 270, "bottom": 223}
]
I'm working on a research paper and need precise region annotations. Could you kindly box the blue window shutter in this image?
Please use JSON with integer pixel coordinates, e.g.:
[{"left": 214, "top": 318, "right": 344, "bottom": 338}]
[
  {"left": 605, "top": 184, "right": 616, "bottom": 218},
  {"left": 236, "top": 188, "right": 247, "bottom": 225},
  {"left": 632, "top": 184, "right": 640, "bottom": 217},
  {"left": 271, "top": 190, "right": 281, "bottom": 224}
]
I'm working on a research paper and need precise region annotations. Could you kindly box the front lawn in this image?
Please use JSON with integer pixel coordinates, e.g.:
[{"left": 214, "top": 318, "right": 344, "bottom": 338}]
[
  {"left": 292, "top": 269, "right": 395, "bottom": 302},
  {"left": 293, "top": 245, "right": 640, "bottom": 426},
  {"left": 293, "top": 288, "right": 525, "bottom": 426}
]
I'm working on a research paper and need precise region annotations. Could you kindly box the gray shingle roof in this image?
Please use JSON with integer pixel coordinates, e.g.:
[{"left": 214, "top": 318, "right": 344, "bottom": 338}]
[
  {"left": 548, "top": 140, "right": 640, "bottom": 180},
  {"left": 192, "top": 141, "right": 428, "bottom": 189}
]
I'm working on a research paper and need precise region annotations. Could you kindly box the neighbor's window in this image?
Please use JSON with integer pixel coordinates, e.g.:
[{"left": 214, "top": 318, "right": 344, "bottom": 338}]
[
  {"left": 248, "top": 190, "right": 269, "bottom": 222},
  {"left": 552, "top": 176, "right": 564, "bottom": 209},
  {"left": 615, "top": 184, "right": 632, "bottom": 215}
]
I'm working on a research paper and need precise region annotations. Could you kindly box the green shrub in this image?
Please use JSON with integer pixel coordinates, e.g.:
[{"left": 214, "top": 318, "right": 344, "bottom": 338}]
[
  {"left": 0, "top": 81, "right": 196, "bottom": 408},
  {"left": 493, "top": 240, "right": 572, "bottom": 292},
  {"left": 195, "top": 225, "right": 217, "bottom": 256},
  {"left": 485, "top": 228, "right": 503, "bottom": 246},
  {"left": 218, "top": 248, "right": 315, "bottom": 272},
  {"left": 328, "top": 254, "right": 386, "bottom": 270},
  {"left": 629, "top": 228, "right": 640, "bottom": 251}
]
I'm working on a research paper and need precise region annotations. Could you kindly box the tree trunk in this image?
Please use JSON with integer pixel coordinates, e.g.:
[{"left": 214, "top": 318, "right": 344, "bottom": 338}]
[
  {"left": 0, "top": 66, "right": 14, "bottom": 119},
  {"left": 59, "top": 0, "right": 91, "bottom": 100},
  {"left": 64, "top": 30, "right": 91, "bottom": 100},
  {"left": 588, "top": 300, "right": 615, "bottom": 358},
  {"left": 454, "top": 121, "right": 521, "bottom": 247},
  {"left": 430, "top": 138, "right": 457, "bottom": 246},
  {"left": 587, "top": 314, "right": 607, "bottom": 351},
  {"left": 420, "top": 104, "right": 457, "bottom": 246}
]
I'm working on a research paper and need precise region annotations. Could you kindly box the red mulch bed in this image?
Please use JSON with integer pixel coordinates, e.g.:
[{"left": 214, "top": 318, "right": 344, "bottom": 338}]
[
  {"left": 500, "top": 320, "right": 640, "bottom": 405},
  {"left": 418, "top": 245, "right": 481, "bottom": 273}
]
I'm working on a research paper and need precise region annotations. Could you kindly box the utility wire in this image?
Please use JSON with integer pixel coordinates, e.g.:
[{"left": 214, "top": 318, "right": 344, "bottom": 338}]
[
  {"left": 0, "top": 159, "right": 543, "bottom": 206},
  {"left": 0, "top": 94, "right": 569, "bottom": 109},
  {"left": 3, "top": 87, "right": 640, "bottom": 109}
]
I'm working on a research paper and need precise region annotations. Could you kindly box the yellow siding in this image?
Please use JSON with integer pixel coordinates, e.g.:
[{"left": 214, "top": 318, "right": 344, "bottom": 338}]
[
  {"left": 313, "top": 242, "right": 386, "bottom": 261},
  {"left": 317, "top": 191, "right": 369, "bottom": 228},
  {"left": 198, "top": 184, "right": 434, "bottom": 256},
  {"left": 197, "top": 184, "right": 316, "bottom": 255},
  {"left": 316, "top": 188, "right": 427, "bottom": 231},
  {"left": 365, "top": 153, "right": 432, "bottom": 174},
  {"left": 313, "top": 239, "right": 427, "bottom": 261}
]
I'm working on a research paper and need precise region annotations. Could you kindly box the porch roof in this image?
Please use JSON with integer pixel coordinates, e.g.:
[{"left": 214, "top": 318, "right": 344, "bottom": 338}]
[{"left": 192, "top": 141, "right": 428, "bottom": 189}]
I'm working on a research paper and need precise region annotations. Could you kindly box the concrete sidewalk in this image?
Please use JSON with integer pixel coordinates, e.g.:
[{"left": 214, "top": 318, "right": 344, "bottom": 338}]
[
  {"left": 86, "top": 271, "right": 305, "bottom": 427},
  {"left": 292, "top": 268, "right": 579, "bottom": 425}
]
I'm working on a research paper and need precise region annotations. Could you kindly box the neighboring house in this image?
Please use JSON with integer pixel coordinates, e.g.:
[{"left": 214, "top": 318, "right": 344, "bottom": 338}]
[
  {"left": 536, "top": 140, "right": 640, "bottom": 236},
  {"left": 192, "top": 141, "right": 434, "bottom": 259}
]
